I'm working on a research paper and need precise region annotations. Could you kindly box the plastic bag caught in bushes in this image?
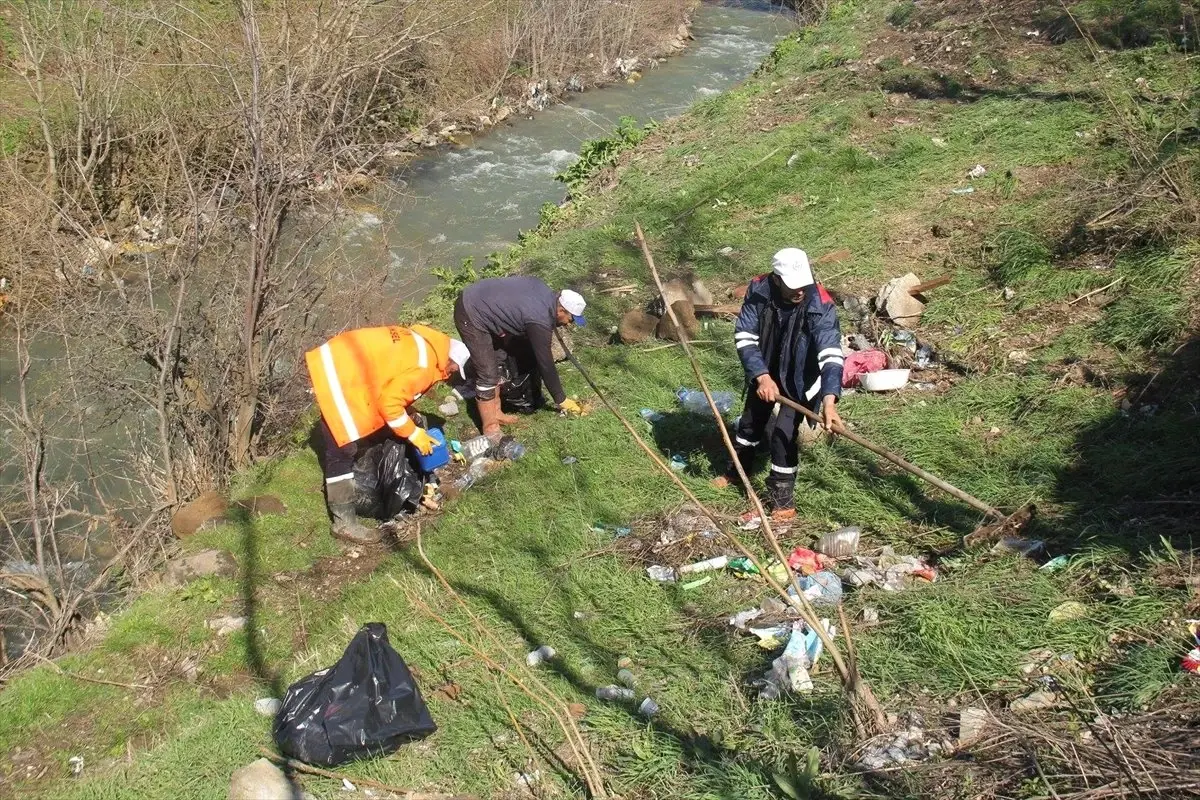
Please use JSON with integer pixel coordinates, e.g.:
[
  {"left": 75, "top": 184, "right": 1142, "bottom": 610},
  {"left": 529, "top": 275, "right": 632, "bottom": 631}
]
[
  {"left": 273, "top": 622, "right": 436, "bottom": 766},
  {"left": 353, "top": 439, "right": 422, "bottom": 520}
]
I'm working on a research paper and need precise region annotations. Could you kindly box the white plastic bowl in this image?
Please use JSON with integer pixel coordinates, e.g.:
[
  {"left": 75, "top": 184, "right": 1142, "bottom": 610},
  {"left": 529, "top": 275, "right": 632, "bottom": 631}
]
[{"left": 859, "top": 368, "right": 910, "bottom": 392}]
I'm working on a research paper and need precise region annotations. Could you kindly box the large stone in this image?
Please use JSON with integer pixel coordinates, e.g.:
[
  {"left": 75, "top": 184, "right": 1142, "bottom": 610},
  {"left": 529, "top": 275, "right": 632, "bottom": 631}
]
[
  {"left": 228, "top": 758, "right": 298, "bottom": 800},
  {"left": 165, "top": 549, "right": 238, "bottom": 587},
  {"left": 655, "top": 300, "right": 701, "bottom": 342},
  {"left": 688, "top": 278, "right": 714, "bottom": 307},
  {"left": 172, "top": 491, "right": 229, "bottom": 538},
  {"left": 233, "top": 494, "right": 287, "bottom": 518},
  {"left": 876, "top": 272, "right": 926, "bottom": 329},
  {"left": 958, "top": 706, "right": 988, "bottom": 746},
  {"left": 619, "top": 310, "right": 659, "bottom": 344}
]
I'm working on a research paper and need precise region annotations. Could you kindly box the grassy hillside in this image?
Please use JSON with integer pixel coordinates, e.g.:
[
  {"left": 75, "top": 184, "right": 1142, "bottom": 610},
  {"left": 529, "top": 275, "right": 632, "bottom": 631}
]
[{"left": 2, "top": 1, "right": 1197, "bottom": 798}]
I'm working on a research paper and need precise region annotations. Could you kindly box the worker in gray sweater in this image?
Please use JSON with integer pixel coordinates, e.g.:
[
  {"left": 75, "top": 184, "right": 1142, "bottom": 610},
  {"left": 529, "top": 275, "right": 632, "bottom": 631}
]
[{"left": 453, "top": 276, "right": 586, "bottom": 438}]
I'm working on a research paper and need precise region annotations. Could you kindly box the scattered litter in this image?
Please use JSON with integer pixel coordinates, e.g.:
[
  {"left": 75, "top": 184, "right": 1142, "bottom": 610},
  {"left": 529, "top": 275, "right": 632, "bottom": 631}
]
[
  {"left": 728, "top": 556, "right": 759, "bottom": 576},
  {"left": 859, "top": 368, "right": 910, "bottom": 392},
  {"left": 254, "top": 697, "right": 282, "bottom": 717},
  {"left": 679, "top": 555, "right": 729, "bottom": 575},
  {"left": 860, "top": 606, "right": 879, "bottom": 624},
  {"left": 639, "top": 408, "right": 665, "bottom": 423},
  {"left": 526, "top": 645, "right": 556, "bottom": 667},
  {"left": 786, "top": 152, "right": 800, "bottom": 168},
  {"left": 786, "top": 548, "right": 827, "bottom": 575},
  {"left": 748, "top": 624, "right": 792, "bottom": 649},
  {"left": 661, "top": 504, "right": 720, "bottom": 544},
  {"left": 646, "top": 565, "right": 677, "bottom": 582},
  {"left": 841, "top": 547, "right": 937, "bottom": 591},
  {"left": 513, "top": 770, "right": 541, "bottom": 792},
  {"left": 1003, "top": 286, "right": 1016, "bottom": 301},
  {"left": 1007, "top": 349, "right": 1032, "bottom": 365},
  {"left": 676, "top": 387, "right": 734, "bottom": 416},
  {"left": 669, "top": 454, "right": 687, "bottom": 471},
  {"left": 951, "top": 186, "right": 975, "bottom": 195},
  {"left": 729, "top": 608, "right": 764, "bottom": 630},
  {"left": 931, "top": 137, "right": 947, "bottom": 148},
  {"left": 437, "top": 398, "right": 459, "bottom": 417},
  {"left": 342, "top": 777, "right": 357, "bottom": 792},
  {"left": 206, "top": 615, "right": 248, "bottom": 636},
  {"left": 759, "top": 620, "right": 834, "bottom": 699},
  {"left": 858, "top": 718, "right": 946, "bottom": 770},
  {"left": 591, "top": 522, "right": 632, "bottom": 537},
  {"left": 992, "top": 536, "right": 1045, "bottom": 558},
  {"left": 913, "top": 381, "right": 937, "bottom": 391},
  {"left": 616, "top": 668, "right": 636, "bottom": 689},
  {"left": 1048, "top": 601, "right": 1088, "bottom": 623},
  {"left": 1183, "top": 621, "right": 1200, "bottom": 674},
  {"left": 892, "top": 329, "right": 917, "bottom": 351},
  {"left": 561, "top": 456, "right": 577, "bottom": 465},
  {"left": 761, "top": 595, "right": 788, "bottom": 615},
  {"left": 915, "top": 344, "right": 935, "bottom": 369},
  {"left": 617, "top": 656, "right": 633, "bottom": 669},
  {"left": 452, "top": 459, "right": 489, "bottom": 492},
  {"left": 968, "top": 164, "right": 987, "bottom": 178},
  {"left": 682, "top": 576, "right": 712, "bottom": 590},
  {"left": 718, "top": 246, "right": 734, "bottom": 256},
  {"left": 638, "top": 697, "right": 660, "bottom": 717},
  {"left": 1011, "top": 688, "right": 1058, "bottom": 713},
  {"left": 790, "top": 570, "right": 844, "bottom": 607},
  {"left": 842, "top": 349, "right": 888, "bottom": 388},
  {"left": 816, "top": 526, "right": 861, "bottom": 558},
  {"left": 595, "top": 685, "right": 636, "bottom": 702},
  {"left": 68, "top": 756, "right": 84, "bottom": 777},
  {"left": 1041, "top": 555, "right": 1070, "bottom": 572},
  {"left": 459, "top": 434, "right": 493, "bottom": 461}
]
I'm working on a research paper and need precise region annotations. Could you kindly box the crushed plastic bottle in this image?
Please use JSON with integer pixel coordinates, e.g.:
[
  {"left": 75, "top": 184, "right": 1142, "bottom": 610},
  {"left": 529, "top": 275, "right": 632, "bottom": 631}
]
[
  {"left": 595, "top": 685, "right": 635, "bottom": 702},
  {"left": 616, "top": 668, "right": 636, "bottom": 689},
  {"left": 669, "top": 454, "right": 687, "bottom": 471},
  {"left": 675, "top": 387, "right": 734, "bottom": 416},
  {"left": 637, "top": 697, "right": 660, "bottom": 717},
  {"left": 678, "top": 555, "right": 730, "bottom": 575},
  {"left": 526, "top": 645, "right": 556, "bottom": 667},
  {"left": 452, "top": 459, "right": 488, "bottom": 491},
  {"left": 639, "top": 408, "right": 665, "bottom": 423},
  {"left": 646, "top": 565, "right": 677, "bottom": 582},
  {"left": 915, "top": 345, "right": 935, "bottom": 369}
]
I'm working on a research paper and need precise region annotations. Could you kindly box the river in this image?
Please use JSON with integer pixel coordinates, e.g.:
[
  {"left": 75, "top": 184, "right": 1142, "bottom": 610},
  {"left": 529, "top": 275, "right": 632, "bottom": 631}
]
[{"left": 0, "top": 0, "right": 791, "bottom": 649}]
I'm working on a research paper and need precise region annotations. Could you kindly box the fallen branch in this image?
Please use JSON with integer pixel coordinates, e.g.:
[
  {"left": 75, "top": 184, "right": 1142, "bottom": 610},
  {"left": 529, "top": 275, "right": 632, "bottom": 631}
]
[
  {"left": 1069, "top": 277, "right": 1124, "bottom": 305},
  {"left": 672, "top": 147, "right": 783, "bottom": 223},
  {"left": 408, "top": 525, "right": 608, "bottom": 797},
  {"left": 31, "top": 652, "right": 153, "bottom": 691},
  {"left": 257, "top": 747, "right": 476, "bottom": 799}
]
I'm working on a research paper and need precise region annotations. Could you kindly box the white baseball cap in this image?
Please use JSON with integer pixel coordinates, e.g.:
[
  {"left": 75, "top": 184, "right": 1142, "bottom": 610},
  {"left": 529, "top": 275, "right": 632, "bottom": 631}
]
[
  {"left": 559, "top": 289, "right": 587, "bottom": 326},
  {"left": 448, "top": 339, "right": 471, "bottom": 370},
  {"left": 772, "top": 248, "right": 814, "bottom": 289}
]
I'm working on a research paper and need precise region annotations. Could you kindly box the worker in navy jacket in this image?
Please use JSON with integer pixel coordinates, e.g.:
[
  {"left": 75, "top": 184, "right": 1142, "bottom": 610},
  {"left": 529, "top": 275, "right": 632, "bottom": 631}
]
[{"left": 714, "top": 248, "right": 845, "bottom": 522}]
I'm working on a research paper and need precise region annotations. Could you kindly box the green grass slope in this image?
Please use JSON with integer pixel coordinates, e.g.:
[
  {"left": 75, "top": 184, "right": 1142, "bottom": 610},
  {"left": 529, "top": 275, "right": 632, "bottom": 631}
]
[{"left": 2, "top": 1, "right": 1197, "bottom": 798}]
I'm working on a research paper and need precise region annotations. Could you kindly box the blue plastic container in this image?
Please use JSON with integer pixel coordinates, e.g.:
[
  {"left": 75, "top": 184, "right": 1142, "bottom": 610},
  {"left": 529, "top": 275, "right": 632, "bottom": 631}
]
[{"left": 416, "top": 427, "right": 450, "bottom": 472}]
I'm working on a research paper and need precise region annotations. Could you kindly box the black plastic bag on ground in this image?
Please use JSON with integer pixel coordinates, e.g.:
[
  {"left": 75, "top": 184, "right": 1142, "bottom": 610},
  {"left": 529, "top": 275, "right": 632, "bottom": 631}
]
[
  {"left": 353, "top": 439, "right": 422, "bottom": 520},
  {"left": 273, "top": 622, "right": 436, "bottom": 766}
]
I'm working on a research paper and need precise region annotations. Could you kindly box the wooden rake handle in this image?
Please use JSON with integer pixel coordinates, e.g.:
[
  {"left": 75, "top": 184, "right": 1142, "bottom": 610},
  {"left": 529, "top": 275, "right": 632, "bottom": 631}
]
[{"left": 775, "top": 395, "right": 1005, "bottom": 520}]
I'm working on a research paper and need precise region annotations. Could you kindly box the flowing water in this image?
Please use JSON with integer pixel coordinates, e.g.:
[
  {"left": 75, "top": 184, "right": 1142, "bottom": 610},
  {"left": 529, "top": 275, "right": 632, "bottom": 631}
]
[
  {"left": 0, "top": 0, "right": 790, "bottom": 617},
  {"left": 318, "top": 0, "right": 791, "bottom": 309}
]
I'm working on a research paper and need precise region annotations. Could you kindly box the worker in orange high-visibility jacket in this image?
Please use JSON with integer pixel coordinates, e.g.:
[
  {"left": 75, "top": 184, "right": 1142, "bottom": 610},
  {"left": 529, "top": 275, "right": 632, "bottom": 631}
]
[{"left": 305, "top": 324, "right": 470, "bottom": 544}]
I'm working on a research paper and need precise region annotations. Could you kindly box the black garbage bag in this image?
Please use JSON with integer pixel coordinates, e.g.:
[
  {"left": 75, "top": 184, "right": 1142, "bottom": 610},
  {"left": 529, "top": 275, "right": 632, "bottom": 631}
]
[
  {"left": 499, "top": 345, "right": 546, "bottom": 415},
  {"left": 353, "top": 439, "right": 422, "bottom": 520},
  {"left": 273, "top": 622, "right": 436, "bottom": 766}
]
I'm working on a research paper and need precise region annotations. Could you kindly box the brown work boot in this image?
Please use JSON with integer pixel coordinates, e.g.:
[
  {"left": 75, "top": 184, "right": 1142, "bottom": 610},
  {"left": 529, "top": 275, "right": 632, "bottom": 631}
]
[{"left": 477, "top": 395, "right": 517, "bottom": 437}]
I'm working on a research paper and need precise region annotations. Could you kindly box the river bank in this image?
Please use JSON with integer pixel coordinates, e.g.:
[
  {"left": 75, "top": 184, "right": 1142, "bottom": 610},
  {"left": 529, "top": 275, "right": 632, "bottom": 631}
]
[{"left": 1, "top": 0, "right": 1197, "bottom": 797}]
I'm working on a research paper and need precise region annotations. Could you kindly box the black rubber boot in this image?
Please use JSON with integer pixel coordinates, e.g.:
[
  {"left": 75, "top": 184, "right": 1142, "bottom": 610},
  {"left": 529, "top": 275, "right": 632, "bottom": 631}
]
[
  {"left": 765, "top": 474, "right": 796, "bottom": 515},
  {"left": 326, "top": 479, "right": 381, "bottom": 545}
]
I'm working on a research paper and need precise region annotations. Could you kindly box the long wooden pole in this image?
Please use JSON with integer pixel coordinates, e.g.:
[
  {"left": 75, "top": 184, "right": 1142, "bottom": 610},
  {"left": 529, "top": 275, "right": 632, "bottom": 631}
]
[{"left": 774, "top": 396, "right": 1004, "bottom": 520}]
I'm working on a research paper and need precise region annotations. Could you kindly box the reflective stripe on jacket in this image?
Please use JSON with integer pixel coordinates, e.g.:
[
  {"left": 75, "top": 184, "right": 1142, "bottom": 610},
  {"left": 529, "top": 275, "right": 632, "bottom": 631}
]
[
  {"left": 305, "top": 324, "right": 453, "bottom": 447},
  {"left": 734, "top": 275, "right": 844, "bottom": 405}
]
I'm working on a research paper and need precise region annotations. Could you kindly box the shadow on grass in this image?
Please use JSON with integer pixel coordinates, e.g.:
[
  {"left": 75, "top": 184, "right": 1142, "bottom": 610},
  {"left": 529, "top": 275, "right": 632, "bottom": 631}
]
[
  {"left": 1046, "top": 335, "right": 1200, "bottom": 553},
  {"left": 396, "top": 536, "right": 850, "bottom": 796}
]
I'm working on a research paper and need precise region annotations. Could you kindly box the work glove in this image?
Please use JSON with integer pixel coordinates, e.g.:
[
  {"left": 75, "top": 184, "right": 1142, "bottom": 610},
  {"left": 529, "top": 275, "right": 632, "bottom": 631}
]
[
  {"left": 559, "top": 398, "right": 583, "bottom": 417},
  {"left": 409, "top": 428, "right": 437, "bottom": 456}
]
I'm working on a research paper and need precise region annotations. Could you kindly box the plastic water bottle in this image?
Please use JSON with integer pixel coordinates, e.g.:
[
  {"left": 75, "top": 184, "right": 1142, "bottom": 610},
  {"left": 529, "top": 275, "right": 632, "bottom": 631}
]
[
  {"left": 493, "top": 436, "right": 525, "bottom": 461},
  {"left": 676, "top": 387, "right": 734, "bottom": 416},
  {"left": 460, "top": 435, "right": 492, "bottom": 461},
  {"left": 595, "top": 685, "right": 635, "bottom": 702}
]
